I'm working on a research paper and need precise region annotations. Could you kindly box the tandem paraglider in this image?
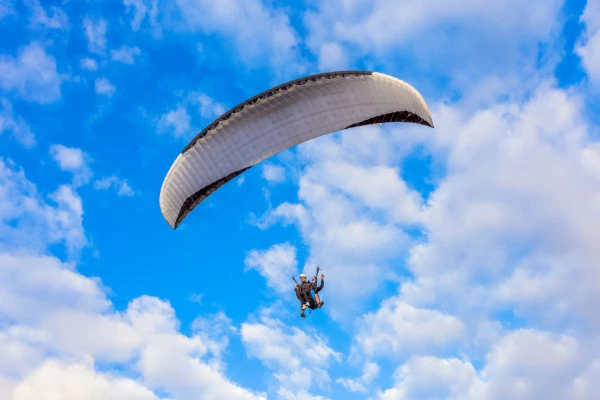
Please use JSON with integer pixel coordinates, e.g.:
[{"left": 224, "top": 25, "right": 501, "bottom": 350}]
[
  {"left": 293, "top": 267, "right": 325, "bottom": 318},
  {"left": 159, "top": 70, "right": 434, "bottom": 316}
]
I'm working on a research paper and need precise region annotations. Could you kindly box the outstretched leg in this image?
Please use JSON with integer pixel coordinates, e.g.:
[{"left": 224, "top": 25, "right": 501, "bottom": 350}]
[
  {"left": 296, "top": 287, "right": 308, "bottom": 317},
  {"left": 300, "top": 291, "right": 312, "bottom": 317},
  {"left": 313, "top": 275, "right": 325, "bottom": 307},
  {"left": 301, "top": 291, "right": 312, "bottom": 305},
  {"left": 314, "top": 287, "right": 324, "bottom": 308}
]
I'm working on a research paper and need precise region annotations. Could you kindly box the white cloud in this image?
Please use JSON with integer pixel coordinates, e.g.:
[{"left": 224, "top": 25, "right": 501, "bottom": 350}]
[
  {"left": 277, "top": 388, "right": 330, "bottom": 400},
  {"left": 95, "top": 77, "right": 116, "bottom": 97},
  {"left": 304, "top": 160, "right": 424, "bottom": 225},
  {"left": 576, "top": 0, "right": 600, "bottom": 86},
  {"left": 47, "top": 185, "right": 89, "bottom": 256},
  {"left": 377, "top": 329, "right": 600, "bottom": 400},
  {"left": 123, "top": 0, "right": 159, "bottom": 31},
  {"left": 252, "top": 128, "right": 425, "bottom": 321},
  {"left": 377, "top": 356, "right": 478, "bottom": 400},
  {"left": 196, "top": 92, "right": 226, "bottom": 119},
  {"left": 305, "top": 0, "right": 563, "bottom": 105},
  {"left": 175, "top": 0, "right": 304, "bottom": 72},
  {"left": 293, "top": 76, "right": 597, "bottom": 398},
  {"left": 317, "top": 42, "right": 348, "bottom": 71},
  {"left": 157, "top": 106, "right": 191, "bottom": 138},
  {"left": 128, "top": 297, "right": 266, "bottom": 400},
  {"left": 188, "top": 293, "right": 203, "bottom": 304},
  {"left": 111, "top": 45, "right": 142, "bottom": 64},
  {"left": 243, "top": 77, "right": 600, "bottom": 397},
  {"left": 94, "top": 175, "right": 135, "bottom": 197},
  {"left": 50, "top": 145, "right": 87, "bottom": 171},
  {"left": 310, "top": 0, "right": 560, "bottom": 50},
  {"left": 0, "top": 327, "right": 46, "bottom": 381},
  {"left": 245, "top": 44, "right": 600, "bottom": 400},
  {"left": 244, "top": 243, "right": 298, "bottom": 295},
  {"left": 25, "top": 0, "right": 69, "bottom": 30},
  {"left": 355, "top": 298, "right": 466, "bottom": 359},
  {"left": 1, "top": 156, "right": 265, "bottom": 400},
  {"left": 11, "top": 360, "right": 160, "bottom": 400},
  {"left": 580, "top": 142, "right": 600, "bottom": 177},
  {"left": 40, "top": 311, "right": 141, "bottom": 364},
  {"left": 191, "top": 311, "right": 237, "bottom": 366},
  {"left": 48, "top": 147, "right": 134, "bottom": 197},
  {"left": 336, "top": 361, "right": 379, "bottom": 393},
  {"left": 0, "top": 159, "right": 88, "bottom": 257},
  {"left": 0, "top": 42, "right": 63, "bottom": 103},
  {"left": 1, "top": 287, "right": 266, "bottom": 399},
  {"left": 157, "top": 92, "right": 227, "bottom": 139},
  {"left": 470, "top": 329, "right": 589, "bottom": 399},
  {"left": 80, "top": 58, "right": 98, "bottom": 71},
  {"left": 261, "top": 163, "right": 286, "bottom": 184},
  {"left": 397, "top": 83, "right": 600, "bottom": 331},
  {"left": 492, "top": 253, "right": 590, "bottom": 323},
  {"left": 0, "top": 0, "right": 14, "bottom": 20},
  {"left": 83, "top": 18, "right": 107, "bottom": 54},
  {"left": 49, "top": 144, "right": 92, "bottom": 187},
  {"left": 0, "top": 98, "right": 36, "bottom": 148},
  {"left": 571, "top": 359, "right": 600, "bottom": 400},
  {"left": 241, "top": 314, "right": 341, "bottom": 394},
  {"left": 0, "top": 253, "right": 110, "bottom": 332}
]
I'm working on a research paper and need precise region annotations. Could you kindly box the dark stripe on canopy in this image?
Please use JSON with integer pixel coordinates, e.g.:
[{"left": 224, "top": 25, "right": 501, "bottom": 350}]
[{"left": 344, "top": 110, "right": 434, "bottom": 129}]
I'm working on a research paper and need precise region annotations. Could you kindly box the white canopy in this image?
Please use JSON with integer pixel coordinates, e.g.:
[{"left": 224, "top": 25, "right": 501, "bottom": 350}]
[{"left": 160, "top": 71, "right": 434, "bottom": 229}]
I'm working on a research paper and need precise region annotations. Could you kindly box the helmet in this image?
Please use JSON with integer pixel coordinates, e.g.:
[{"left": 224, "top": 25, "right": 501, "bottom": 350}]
[{"left": 299, "top": 274, "right": 307, "bottom": 279}]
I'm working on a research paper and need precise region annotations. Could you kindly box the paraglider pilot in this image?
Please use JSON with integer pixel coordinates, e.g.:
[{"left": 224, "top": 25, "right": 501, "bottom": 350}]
[{"left": 294, "top": 273, "right": 324, "bottom": 318}]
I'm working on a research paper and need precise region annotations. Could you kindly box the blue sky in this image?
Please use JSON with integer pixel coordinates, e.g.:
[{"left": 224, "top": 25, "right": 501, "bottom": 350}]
[{"left": 1, "top": 0, "right": 600, "bottom": 399}]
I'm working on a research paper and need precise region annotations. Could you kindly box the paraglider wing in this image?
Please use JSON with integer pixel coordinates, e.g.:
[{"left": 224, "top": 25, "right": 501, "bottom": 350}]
[{"left": 160, "top": 71, "right": 433, "bottom": 229}]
